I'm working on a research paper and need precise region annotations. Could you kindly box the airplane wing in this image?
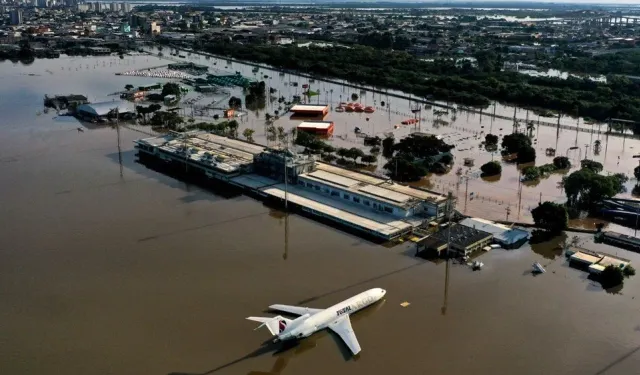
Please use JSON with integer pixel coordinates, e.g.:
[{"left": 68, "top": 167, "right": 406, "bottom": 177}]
[
  {"left": 328, "top": 316, "right": 361, "bottom": 356},
  {"left": 268, "top": 304, "right": 323, "bottom": 316}
]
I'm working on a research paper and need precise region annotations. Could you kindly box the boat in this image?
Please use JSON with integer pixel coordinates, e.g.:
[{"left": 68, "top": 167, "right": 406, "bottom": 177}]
[
  {"left": 472, "top": 261, "right": 484, "bottom": 271},
  {"left": 355, "top": 106, "right": 364, "bottom": 113},
  {"left": 532, "top": 263, "right": 546, "bottom": 274},
  {"left": 345, "top": 105, "right": 355, "bottom": 112},
  {"left": 364, "top": 106, "right": 375, "bottom": 113},
  {"left": 335, "top": 106, "right": 345, "bottom": 112},
  {"left": 77, "top": 127, "right": 84, "bottom": 132}
]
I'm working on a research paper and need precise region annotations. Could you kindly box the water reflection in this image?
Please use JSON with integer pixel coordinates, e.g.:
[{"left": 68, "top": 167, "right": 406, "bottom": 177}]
[{"left": 530, "top": 232, "right": 567, "bottom": 260}]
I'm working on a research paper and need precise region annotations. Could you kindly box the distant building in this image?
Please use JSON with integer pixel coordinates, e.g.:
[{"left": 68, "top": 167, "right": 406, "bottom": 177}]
[
  {"left": 120, "top": 23, "right": 131, "bottom": 33},
  {"left": 76, "top": 101, "right": 134, "bottom": 120},
  {"left": 120, "top": 2, "right": 131, "bottom": 12},
  {"left": 109, "top": 2, "right": 117, "bottom": 12},
  {"left": 9, "top": 9, "right": 23, "bottom": 25}
]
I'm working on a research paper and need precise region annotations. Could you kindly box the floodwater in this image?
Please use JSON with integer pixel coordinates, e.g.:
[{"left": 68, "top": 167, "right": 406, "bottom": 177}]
[
  {"left": 153, "top": 47, "right": 640, "bottom": 229},
  {"left": 2, "top": 55, "right": 640, "bottom": 375}
]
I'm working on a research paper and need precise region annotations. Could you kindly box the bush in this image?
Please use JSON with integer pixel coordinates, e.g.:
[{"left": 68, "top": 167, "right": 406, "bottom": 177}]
[
  {"left": 522, "top": 166, "right": 541, "bottom": 181},
  {"left": 485, "top": 133, "right": 499, "bottom": 146},
  {"left": 553, "top": 156, "right": 571, "bottom": 169},
  {"left": 480, "top": 161, "right": 502, "bottom": 176},
  {"left": 600, "top": 265, "right": 625, "bottom": 289},
  {"left": 440, "top": 153, "right": 453, "bottom": 165},
  {"left": 623, "top": 265, "right": 636, "bottom": 277},
  {"left": 517, "top": 145, "right": 536, "bottom": 163}
]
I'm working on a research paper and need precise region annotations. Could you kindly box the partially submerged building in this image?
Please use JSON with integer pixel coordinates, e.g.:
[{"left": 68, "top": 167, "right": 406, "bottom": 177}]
[
  {"left": 75, "top": 101, "right": 135, "bottom": 121},
  {"left": 459, "top": 217, "right": 529, "bottom": 249},
  {"left": 134, "top": 132, "right": 453, "bottom": 241},
  {"left": 416, "top": 224, "right": 493, "bottom": 258}
]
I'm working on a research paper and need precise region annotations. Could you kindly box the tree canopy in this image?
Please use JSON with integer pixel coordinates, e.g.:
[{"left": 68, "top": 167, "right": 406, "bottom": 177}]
[
  {"left": 553, "top": 156, "right": 571, "bottom": 170},
  {"left": 531, "top": 201, "right": 568, "bottom": 234},
  {"left": 480, "top": 161, "right": 501, "bottom": 176}
]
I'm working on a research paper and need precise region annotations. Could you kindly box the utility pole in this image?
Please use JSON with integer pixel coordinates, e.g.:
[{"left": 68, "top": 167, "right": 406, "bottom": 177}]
[
  {"left": 441, "top": 191, "right": 453, "bottom": 316},
  {"left": 464, "top": 177, "right": 469, "bottom": 214}
]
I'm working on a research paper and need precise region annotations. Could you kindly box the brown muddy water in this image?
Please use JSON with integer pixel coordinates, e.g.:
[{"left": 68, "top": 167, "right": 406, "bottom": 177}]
[{"left": 2, "top": 56, "right": 640, "bottom": 375}]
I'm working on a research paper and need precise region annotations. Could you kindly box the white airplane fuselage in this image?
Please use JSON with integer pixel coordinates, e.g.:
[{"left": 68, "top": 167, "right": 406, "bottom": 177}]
[{"left": 274, "top": 288, "right": 386, "bottom": 343}]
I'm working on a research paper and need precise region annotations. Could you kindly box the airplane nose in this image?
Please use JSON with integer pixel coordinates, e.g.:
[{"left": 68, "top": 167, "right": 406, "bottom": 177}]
[{"left": 380, "top": 289, "right": 386, "bottom": 296}]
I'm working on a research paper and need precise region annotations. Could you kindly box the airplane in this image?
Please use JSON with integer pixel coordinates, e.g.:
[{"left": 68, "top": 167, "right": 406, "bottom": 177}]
[{"left": 247, "top": 288, "right": 386, "bottom": 356}]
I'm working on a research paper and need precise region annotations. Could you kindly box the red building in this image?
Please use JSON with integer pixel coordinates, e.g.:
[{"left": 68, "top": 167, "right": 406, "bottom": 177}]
[{"left": 297, "top": 120, "right": 334, "bottom": 137}]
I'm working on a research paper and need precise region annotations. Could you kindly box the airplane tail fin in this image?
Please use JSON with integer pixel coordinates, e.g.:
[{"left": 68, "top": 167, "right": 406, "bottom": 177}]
[{"left": 246, "top": 315, "right": 292, "bottom": 336}]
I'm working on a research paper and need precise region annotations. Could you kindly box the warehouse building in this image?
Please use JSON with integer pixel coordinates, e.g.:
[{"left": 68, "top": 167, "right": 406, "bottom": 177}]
[
  {"left": 75, "top": 101, "right": 135, "bottom": 121},
  {"left": 416, "top": 224, "right": 493, "bottom": 258},
  {"left": 459, "top": 217, "right": 529, "bottom": 249}
]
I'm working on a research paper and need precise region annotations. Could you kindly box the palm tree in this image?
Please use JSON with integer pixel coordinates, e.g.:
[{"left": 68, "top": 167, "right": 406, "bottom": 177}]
[
  {"left": 526, "top": 121, "right": 535, "bottom": 137},
  {"left": 594, "top": 139, "right": 601, "bottom": 155},
  {"left": 243, "top": 128, "right": 255, "bottom": 143}
]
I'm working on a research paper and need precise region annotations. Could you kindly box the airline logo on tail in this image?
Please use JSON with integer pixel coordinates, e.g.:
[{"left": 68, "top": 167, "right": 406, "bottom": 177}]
[{"left": 278, "top": 320, "right": 287, "bottom": 333}]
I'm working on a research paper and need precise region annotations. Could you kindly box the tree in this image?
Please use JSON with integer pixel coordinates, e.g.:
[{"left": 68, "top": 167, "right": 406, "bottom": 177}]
[
  {"left": 480, "top": 161, "right": 502, "bottom": 176},
  {"left": 351, "top": 93, "right": 359, "bottom": 101},
  {"left": 623, "top": 265, "right": 636, "bottom": 277},
  {"left": 531, "top": 201, "right": 568, "bottom": 234},
  {"left": 634, "top": 165, "right": 640, "bottom": 183},
  {"left": 600, "top": 265, "right": 625, "bottom": 289},
  {"left": 553, "top": 156, "right": 571, "bottom": 170},
  {"left": 522, "top": 166, "right": 541, "bottom": 181},
  {"left": 581, "top": 159, "right": 604, "bottom": 173},
  {"left": 348, "top": 147, "right": 365, "bottom": 163},
  {"left": 384, "top": 156, "right": 427, "bottom": 181},
  {"left": 161, "top": 82, "right": 181, "bottom": 98},
  {"left": 227, "top": 120, "right": 239, "bottom": 138},
  {"left": 485, "top": 133, "right": 499, "bottom": 146},
  {"left": 501, "top": 133, "right": 531, "bottom": 154},
  {"left": 125, "top": 84, "right": 134, "bottom": 91},
  {"left": 242, "top": 128, "right": 255, "bottom": 143},
  {"left": 440, "top": 154, "right": 453, "bottom": 165},
  {"left": 336, "top": 148, "right": 350, "bottom": 160},
  {"left": 517, "top": 145, "right": 536, "bottom": 163},
  {"left": 382, "top": 136, "right": 395, "bottom": 158},
  {"left": 229, "top": 96, "right": 242, "bottom": 108},
  {"left": 563, "top": 168, "right": 622, "bottom": 209},
  {"left": 361, "top": 154, "right": 378, "bottom": 165}
]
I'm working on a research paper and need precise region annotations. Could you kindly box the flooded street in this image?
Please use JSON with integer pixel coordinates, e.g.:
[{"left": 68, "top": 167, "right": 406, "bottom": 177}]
[{"left": 2, "top": 55, "right": 640, "bottom": 375}]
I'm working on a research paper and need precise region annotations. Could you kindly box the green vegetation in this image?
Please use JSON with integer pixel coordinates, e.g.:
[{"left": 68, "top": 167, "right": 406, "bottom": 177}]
[
  {"left": 501, "top": 133, "right": 536, "bottom": 163},
  {"left": 183, "top": 119, "right": 239, "bottom": 136},
  {"left": 200, "top": 41, "right": 640, "bottom": 125},
  {"left": 229, "top": 96, "right": 242, "bottom": 108},
  {"left": 480, "top": 161, "right": 502, "bottom": 176},
  {"left": 599, "top": 265, "right": 625, "bottom": 289},
  {"left": 242, "top": 128, "right": 255, "bottom": 143},
  {"left": 135, "top": 104, "right": 161, "bottom": 124},
  {"left": 553, "top": 156, "right": 571, "bottom": 170},
  {"left": 382, "top": 136, "right": 395, "bottom": 159},
  {"left": 361, "top": 154, "right": 378, "bottom": 165},
  {"left": 150, "top": 111, "right": 184, "bottom": 128},
  {"left": 531, "top": 202, "right": 568, "bottom": 234},
  {"left": 623, "top": 265, "right": 636, "bottom": 277},
  {"left": 383, "top": 134, "right": 454, "bottom": 181},
  {"left": 563, "top": 167, "right": 627, "bottom": 211},
  {"left": 245, "top": 81, "right": 266, "bottom": 110},
  {"left": 522, "top": 166, "right": 541, "bottom": 181},
  {"left": 161, "top": 82, "right": 181, "bottom": 98},
  {"left": 580, "top": 159, "right": 604, "bottom": 173},
  {"left": 549, "top": 51, "right": 640, "bottom": 77},
  {"left": 484, "top": 133, "right": 499, "bottom": 148}
]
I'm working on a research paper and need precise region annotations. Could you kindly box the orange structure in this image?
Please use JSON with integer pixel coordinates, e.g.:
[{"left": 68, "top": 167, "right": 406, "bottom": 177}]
[
  {"left": 296, "top": 120, "right": 335, "bottom": 137},
  {"left": 289, "top": 104, "right": 329, "bottom": 118},
  {"left": 224, "top": 108, "right": 235, "bottom": 118}
]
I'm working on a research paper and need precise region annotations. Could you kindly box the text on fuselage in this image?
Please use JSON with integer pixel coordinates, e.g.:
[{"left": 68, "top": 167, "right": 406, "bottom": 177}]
[{"left": 336, "top": 306, "right": 352, "bottom": 317}]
